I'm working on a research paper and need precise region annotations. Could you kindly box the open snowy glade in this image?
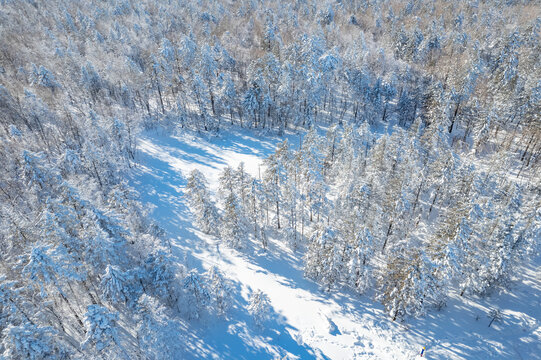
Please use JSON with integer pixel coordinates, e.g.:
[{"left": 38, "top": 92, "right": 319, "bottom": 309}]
[{"left": 1, "top": 0, "right": 540, "bottom": 359}]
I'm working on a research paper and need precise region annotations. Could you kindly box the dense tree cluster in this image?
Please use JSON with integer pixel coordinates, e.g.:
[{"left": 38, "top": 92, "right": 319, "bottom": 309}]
[
  {"left": 0, "top": 97, "right": 184, "bottom": 357},
  {"left": 1, "top": 0, "right": 539, "bottom": 148},
  {"left": 189, "top": 123, "right": 539, "bottom": 321}
]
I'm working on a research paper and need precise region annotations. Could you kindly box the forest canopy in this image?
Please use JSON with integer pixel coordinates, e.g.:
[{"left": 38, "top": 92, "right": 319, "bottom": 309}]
[{"left": 0, "top": 0, "right": 539, "bottom": 358}]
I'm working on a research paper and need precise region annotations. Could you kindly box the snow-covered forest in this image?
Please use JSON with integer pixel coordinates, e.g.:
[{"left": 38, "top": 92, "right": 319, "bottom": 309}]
[{"left": 0, "top": 0, "right": 540, "bottom": 358}]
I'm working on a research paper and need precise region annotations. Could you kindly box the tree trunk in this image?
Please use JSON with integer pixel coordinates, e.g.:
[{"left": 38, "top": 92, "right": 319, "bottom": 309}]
[
  {"left": 276, "top": 200, "right": 281, "bottom": 229},
  {"left": 381, "top": 221, "right": 393, "bottom": 253},
  {"left": 448, "top": 102, "right": 460, "bottom": 133}
]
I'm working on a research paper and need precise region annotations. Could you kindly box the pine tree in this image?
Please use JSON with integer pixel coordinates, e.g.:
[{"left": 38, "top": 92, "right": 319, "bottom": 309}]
[
  {"left": 199, "top": 44, "right": 218, "bottom": 116},
  {"left": 220, "top": 192, "right": 246, "bottom": 249},
  {"left": 262, "top": 141, "right": 290, "bottom": 229},
  {"left": 30, "top": 65, "right": 60, "bottom": 92},
  {"left": 378, "top": 248, "right": 444, "bottom": 321},
  {"left": 137, "top": 252, "right": 175, "bottom": 300},
  {"left": 248, "top": 290, "right": 271, "bottom": 327},
  {"left": 234, "top": 162, "right": 250, "bottom": 210},
  {"left": 182, "top": 271, "right": 210, "bottom": 320},
  {"left": 135, "top": 294, "right": 183, "bottom": 359},
  {"left": 218, "top": 166, "right": 236, "bottom": 198},
  {"left": 2, "top": 323, "right": 65, "bottom": 360},
  {"left": 186, "top": 169, "right": 220, "bottom": 235},
  {"left": 304, "top": 225, "right": 344, "bottom": 291},
  {"left": 298, "top": 129, "right": 327, "bottom": 224},
  {"left": 81, "top": 305, "right": 119, "bottom": 352},
  {"left": 347, "top": 228, "right": 375, "bottom": 294},
  {"left": 245, "top": 178, "right": 265, "bottom": 247},
  {"left": 23, "top": 244, "right": 84, "bottom": 299},
  {"left": 100, "top": 265, "right": 130, "bottom": 305},
  {"left": 218, "top": 74, "right": 237, "bottom": 124}
]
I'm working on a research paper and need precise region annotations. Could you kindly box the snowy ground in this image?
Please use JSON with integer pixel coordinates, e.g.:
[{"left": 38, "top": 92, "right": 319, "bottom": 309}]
[{"left": 131, "top": 127, "right": 541, "bottom": 360}]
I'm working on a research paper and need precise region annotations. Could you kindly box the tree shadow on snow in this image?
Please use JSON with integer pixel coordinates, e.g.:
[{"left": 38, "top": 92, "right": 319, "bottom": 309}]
[{"left": 178, "top": 278, "right": 329, "bottom": 360}]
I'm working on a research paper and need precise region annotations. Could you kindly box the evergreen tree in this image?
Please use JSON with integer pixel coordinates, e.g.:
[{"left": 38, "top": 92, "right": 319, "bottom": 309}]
[
  {"left": 220, "top": 193, "right": 246, "bottom": 249},
  {"left": 135, "top": 294, "right": 183, "bottom": 359},
  {"left": 2, "top": 323, "right": 65, "bottom": 360},
  {"left": 378, "top": 248, "right": 444, "bottom": 321},
  {"left": 304, "top": 225, "right": 344, "bottom": 291},
  {"left": 248, "top": 290, "right": 271, "bottom": 327},
  {"left": 347, "top": 228, "right": 375, "bottom": 294},
  {"left": 206, "top": 266, "right": 233, "bottom": 317},
  {"left": 100, "top": 265, "right": 130, "bottom": 305},
  {"left": 186, "top": 169, "right": 220, "bottom": 235},
  {"left": 182, "top": 271, "right": 210, "bottom": 320},
  {"left": 81, "top": 305, "right": 119, "bottom": 353}
]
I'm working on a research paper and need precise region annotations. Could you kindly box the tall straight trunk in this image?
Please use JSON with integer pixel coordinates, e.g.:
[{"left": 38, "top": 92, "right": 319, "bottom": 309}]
[
  {"left": 301, "top": 196, "right": 305, "bottom": 244},
  {"left": 521, "top": 133, "right": 535, "bottom": 161},
  {"left": 276, "top": 200, "right": 280, "bottom": 229},
  {"left": 153, "top": 69, "right": 165, "bottom": 114},
  {"left": 412, "top": 180, "right": 424, "bottom": 215},
  {"left": 381, "top": 221, "right": 393, "bottom": 253},
  {"left": 208, "top": 80, "right": 216, "bottom": 116},
  {"left": 526, "top": 141, "right": 539, "bottom": 167},
  {"left": 58, "top": 287, "right": 84, "bottom": 328},
  {"left": 428, "top": 185, "right": 441, "bottom": 218}
]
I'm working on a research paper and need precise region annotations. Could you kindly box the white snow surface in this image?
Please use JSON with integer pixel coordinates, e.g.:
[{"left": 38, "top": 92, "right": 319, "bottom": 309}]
[{"left": 132, "top": 127, "right": 541, "bottom": 360}]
